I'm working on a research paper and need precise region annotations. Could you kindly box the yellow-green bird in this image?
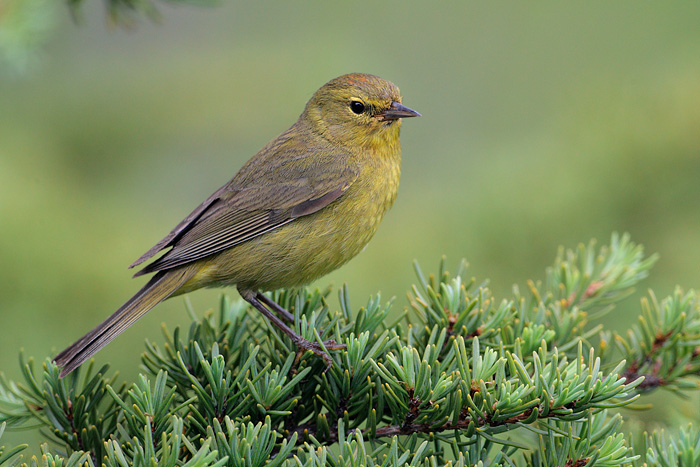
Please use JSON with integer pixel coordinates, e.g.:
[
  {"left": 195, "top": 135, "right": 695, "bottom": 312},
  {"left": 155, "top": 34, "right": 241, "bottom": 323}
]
[{"left": 54, "top": 73, "right": 420, "bottom": 377}]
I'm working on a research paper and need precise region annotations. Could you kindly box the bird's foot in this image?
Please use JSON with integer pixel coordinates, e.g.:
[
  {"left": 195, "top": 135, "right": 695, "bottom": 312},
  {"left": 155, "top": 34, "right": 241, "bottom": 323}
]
[
  {"left": 239, "top": 289, "right": 346, "bottom": 371},
  {"left": 291, "top": 336, "right": 346, "bottom": 372}
]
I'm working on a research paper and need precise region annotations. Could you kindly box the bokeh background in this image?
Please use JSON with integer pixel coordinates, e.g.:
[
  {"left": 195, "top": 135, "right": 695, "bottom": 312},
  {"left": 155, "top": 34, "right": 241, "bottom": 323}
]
[{"left": 1, "top": 0, "right": 700, "bottom": 450}]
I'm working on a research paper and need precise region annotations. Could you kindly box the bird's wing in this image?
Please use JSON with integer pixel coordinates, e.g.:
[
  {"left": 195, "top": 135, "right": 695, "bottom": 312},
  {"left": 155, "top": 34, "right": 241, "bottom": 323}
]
[
  {"left": 129, "top": 187, "right": 225, "bottom": 269},
  {"left": 130, "top": 132, "right": 359, "bottom": 276}
]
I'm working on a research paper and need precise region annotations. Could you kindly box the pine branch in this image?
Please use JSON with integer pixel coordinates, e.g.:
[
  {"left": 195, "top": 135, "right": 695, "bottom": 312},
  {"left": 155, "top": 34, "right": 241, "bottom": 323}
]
[
  {"left": 613, "top": 288, "right": 700, "bottom": 393},
  {"left": 1, "top": 234, "right": 699, "bottom": 467}
]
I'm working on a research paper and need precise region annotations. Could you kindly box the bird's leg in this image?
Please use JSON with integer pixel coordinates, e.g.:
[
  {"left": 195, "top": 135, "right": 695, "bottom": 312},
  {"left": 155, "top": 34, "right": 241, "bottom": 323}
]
[
  {"left": 238, "top": 288, "right": 345, "bottom": 370},
  {"left": 255, "top": 292, "right": 295, "bottom": 323}
]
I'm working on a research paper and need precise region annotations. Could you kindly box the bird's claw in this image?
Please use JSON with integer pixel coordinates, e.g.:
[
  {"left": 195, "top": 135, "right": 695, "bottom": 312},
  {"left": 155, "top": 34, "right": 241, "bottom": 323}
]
[{"left": 292, "top": 337, "right": 346, "bottom": 372}]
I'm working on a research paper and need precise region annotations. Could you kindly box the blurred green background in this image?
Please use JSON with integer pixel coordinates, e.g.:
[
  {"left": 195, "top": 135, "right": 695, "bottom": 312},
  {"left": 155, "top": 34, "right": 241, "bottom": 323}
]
[{"left": 1, "top": 0, "right": 700, "bottom": 445}]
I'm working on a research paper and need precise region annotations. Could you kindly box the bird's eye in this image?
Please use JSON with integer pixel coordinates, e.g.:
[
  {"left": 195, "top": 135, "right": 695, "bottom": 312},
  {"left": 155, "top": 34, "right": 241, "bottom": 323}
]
[{"left": 349, "top": 100, "right": 366, "bottom": 114}]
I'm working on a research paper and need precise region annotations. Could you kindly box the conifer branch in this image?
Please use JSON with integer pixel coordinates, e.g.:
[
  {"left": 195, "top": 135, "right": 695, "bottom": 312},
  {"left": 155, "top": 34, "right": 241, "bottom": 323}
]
[{"left": 1, "top": 234, "right": 699, "bottom": 467}]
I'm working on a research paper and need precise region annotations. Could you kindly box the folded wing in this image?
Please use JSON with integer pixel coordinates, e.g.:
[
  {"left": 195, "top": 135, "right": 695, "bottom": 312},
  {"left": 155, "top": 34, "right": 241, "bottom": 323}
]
[{"left": 130, "top": 132, "right": 358, "bottom": 276}]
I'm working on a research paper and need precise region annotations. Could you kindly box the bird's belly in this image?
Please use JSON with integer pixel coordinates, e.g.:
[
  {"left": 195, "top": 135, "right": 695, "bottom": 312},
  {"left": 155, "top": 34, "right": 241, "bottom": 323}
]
[{"left": 186, "top": 192, "right": 393, "bottom": 292}]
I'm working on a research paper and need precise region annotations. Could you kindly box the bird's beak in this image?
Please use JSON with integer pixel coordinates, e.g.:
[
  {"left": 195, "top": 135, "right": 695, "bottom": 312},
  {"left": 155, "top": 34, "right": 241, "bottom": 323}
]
[{"left": 380, "top": 102, "right": 421, "bottom": 121}]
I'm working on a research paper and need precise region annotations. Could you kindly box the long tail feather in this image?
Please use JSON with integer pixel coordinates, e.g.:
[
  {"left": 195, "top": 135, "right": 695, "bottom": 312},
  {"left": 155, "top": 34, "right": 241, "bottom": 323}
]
[{"left": 54, "top": 268, "right": 195, "bottom": 378}]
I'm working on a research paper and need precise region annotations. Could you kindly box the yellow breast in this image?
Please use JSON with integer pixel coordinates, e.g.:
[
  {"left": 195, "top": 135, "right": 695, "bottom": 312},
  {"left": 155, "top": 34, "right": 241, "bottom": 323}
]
[{"left": 183, "top": 145, "right": 402, "bottom": 293}]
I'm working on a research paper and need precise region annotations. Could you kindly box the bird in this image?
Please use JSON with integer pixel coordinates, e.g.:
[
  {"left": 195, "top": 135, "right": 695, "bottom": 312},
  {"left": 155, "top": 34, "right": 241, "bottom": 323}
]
[{"left": 54, "top": 73, "right": 420, "bottom": 377}]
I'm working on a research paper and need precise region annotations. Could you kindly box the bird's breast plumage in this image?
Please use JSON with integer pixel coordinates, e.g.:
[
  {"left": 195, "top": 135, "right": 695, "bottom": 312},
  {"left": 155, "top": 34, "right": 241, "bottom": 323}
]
[{"left": 187, "top": 143, "right": 402, "bottom": 293}]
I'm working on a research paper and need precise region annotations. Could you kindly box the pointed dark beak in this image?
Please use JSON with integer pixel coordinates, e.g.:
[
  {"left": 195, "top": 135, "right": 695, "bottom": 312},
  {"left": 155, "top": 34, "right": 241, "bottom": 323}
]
[{"left": 381, "top": 101, "right": 421, "bottom": 121}]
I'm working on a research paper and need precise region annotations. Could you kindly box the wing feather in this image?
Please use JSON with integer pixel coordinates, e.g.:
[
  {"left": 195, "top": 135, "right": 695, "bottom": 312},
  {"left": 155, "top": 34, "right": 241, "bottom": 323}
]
[{"left": 132, "top": 130, "right": 358, "bottom": 276}]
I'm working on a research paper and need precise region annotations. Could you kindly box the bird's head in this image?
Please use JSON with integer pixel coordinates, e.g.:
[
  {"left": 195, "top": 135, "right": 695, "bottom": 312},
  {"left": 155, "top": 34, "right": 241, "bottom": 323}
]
[{"left": 302, "top": 73, "right": 420, "bottom": 150}]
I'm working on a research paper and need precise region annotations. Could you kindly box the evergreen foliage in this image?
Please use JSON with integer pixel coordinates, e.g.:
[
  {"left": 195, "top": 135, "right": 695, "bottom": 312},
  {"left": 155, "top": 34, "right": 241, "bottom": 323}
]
[{"left": 1, "top": 234, "right": 699, "bottom": 466}]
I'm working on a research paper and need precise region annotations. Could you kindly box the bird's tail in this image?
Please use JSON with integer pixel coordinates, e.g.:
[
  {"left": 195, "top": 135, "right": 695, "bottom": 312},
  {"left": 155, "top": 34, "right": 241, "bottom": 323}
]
[{"left": 54, "top": 268, "right": 196, "bottom": 378}]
